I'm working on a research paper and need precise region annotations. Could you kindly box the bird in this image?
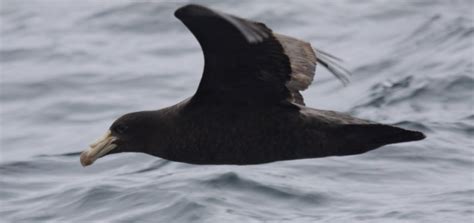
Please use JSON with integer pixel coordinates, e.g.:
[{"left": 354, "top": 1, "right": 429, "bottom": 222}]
[{"left": 80, "top": 4, "right": 425, "bottom": 167}]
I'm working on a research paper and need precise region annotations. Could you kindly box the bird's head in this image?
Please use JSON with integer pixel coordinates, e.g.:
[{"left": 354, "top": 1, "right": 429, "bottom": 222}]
[{"left": 80, "top": 111, "right": 156, "bottom": 167}]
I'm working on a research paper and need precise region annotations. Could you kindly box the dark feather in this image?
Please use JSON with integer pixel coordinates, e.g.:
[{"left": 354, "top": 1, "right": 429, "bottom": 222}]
[
  {"left": 315, "top": 49, "right": 352, "bottom": 85},
  {"left": 175, "top": 4, "right": 348, "bottom": 106}
]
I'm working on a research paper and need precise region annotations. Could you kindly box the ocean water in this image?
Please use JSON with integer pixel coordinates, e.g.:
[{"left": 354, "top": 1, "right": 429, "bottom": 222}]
[{"left": 1, "top": 0, "right": 473, "bottom": 222}]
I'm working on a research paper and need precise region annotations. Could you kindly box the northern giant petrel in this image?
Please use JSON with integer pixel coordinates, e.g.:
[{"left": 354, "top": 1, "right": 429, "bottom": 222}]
[{"left": 80, "top": 4, "right": 425, "bottom": 166}]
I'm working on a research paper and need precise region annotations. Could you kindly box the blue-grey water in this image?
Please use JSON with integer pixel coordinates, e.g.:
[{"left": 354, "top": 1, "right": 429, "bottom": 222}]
[{"left": 1, "top": 0, "right": 473, "bottom": 222}]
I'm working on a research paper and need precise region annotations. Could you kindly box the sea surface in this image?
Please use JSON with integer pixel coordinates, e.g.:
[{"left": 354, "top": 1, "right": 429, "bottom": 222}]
[{"left": 1, "top": 0, "right": 473, "bottom": 222}]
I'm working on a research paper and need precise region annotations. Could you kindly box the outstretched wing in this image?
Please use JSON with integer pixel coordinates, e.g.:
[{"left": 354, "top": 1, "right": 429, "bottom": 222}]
[{"left": 175, "top": 4, "right": 347, "bottom": 106}]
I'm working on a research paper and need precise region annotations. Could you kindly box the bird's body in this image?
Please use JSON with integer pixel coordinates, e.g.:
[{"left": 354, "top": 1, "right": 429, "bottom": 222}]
[
  {"left": 144, "top": 99, "right": 314, "bottom": 165},
  {"left": 104, "top": 97, "right": 423, "bottom": 165},
  {"left": 80, "top": 4, "right": 425, "bottom": 167}
]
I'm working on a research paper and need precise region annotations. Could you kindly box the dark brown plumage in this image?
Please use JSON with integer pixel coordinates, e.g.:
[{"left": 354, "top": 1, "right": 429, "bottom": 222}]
[{"left": 80, "top": 4, "right": 425, "bottom": 167}]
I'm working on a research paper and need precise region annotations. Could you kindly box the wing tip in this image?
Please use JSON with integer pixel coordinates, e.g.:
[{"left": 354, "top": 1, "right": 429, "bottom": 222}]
[
  {"left": 175, "top": 4, "right": 214, "bottom": 19},
  {"left": 175, "top": 4, "right": 272, "bottom": 44},
  {"left": 315, "top": 49, "right": 352, "bottom": 86}
]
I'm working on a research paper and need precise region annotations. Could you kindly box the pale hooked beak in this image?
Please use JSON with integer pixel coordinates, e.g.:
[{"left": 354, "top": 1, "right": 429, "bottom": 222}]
[{"left": 80, "top": 130, "right": 117, "bottom": 167}]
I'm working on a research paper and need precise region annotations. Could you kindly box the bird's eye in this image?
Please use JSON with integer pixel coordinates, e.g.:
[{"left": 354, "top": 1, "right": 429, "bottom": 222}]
[{"left": 113, "top": 124, "right": 128, "bottom": 134}]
